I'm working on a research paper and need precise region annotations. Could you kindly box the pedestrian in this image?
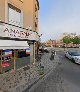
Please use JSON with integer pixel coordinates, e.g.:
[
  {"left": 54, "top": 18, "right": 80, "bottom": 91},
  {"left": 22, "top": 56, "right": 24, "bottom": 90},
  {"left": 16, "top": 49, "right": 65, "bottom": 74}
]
[{"left": 50, "top": 50, "right": 56, "bottom": 60}]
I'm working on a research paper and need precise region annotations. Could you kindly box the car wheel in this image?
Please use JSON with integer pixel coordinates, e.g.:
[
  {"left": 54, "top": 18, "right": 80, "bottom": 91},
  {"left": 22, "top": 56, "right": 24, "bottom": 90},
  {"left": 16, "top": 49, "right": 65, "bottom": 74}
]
[
  {"left": 72, "top": 58, "right": 75, "bottom": 63},
  {"left": 65, "top": 54, "right": 67, "bottom": 58}
]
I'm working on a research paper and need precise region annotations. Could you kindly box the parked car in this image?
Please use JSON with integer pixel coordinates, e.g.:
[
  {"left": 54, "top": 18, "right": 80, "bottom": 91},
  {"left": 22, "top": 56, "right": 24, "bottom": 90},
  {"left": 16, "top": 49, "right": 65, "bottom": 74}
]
[
  {"left": 43, "top": 47, "right": 49, "bottom": 53},
  {"left": 39, "top": 47, "right": 49, "bottom": 53},
  {"left": 65, "top": 51, "right": 80, "bottom": 64}
]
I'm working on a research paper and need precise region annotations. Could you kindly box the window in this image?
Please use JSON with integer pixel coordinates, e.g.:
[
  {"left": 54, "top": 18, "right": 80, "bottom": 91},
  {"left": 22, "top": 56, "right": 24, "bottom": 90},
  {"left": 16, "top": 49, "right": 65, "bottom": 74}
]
[{"left": 8, "top": 4, "right": 21, "bottom": 26}]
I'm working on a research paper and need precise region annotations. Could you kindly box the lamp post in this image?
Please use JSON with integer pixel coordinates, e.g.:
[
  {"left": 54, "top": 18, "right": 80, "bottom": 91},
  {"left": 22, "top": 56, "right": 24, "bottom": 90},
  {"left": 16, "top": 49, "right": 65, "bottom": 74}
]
[
  {"left": 33, "top": 34, "right": 42, "bottom": 64},
  {"left": 37, "top": 34, "right": 42, "bottom": 62}
]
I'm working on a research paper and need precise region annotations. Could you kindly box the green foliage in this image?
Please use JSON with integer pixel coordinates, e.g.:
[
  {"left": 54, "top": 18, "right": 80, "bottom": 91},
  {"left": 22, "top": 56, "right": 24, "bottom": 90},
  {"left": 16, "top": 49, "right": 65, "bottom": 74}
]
[
  {"left": 72, "top": 36, "right": 80, "bottom": 44},
  {"left": 62, "top": 34, "right": 80, "bottom": 45},
  {"left": 62, "top": 35, "right": 72, "bottom": 44}
]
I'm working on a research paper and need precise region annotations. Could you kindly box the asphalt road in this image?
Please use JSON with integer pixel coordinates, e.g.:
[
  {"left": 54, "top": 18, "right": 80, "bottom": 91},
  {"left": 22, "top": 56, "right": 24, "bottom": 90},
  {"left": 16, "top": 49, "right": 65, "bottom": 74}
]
[
  {"left": 29, "top": 50, "right": 80, "bottom": 92},
  {"left": 58, "top": 51, "right": 80, "bottom": 92}
]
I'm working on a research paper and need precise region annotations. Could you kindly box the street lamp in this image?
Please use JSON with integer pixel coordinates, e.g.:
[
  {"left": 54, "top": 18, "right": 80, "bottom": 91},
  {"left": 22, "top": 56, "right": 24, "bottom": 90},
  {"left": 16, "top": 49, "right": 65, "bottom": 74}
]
[{"left": 37, "top": 34, "right": 42, "bottom": 62}]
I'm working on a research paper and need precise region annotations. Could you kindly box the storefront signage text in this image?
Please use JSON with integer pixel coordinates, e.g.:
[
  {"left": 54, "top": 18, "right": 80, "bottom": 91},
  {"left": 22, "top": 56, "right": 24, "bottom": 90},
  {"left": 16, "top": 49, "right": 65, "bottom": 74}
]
[{"left": 4, "top": 28, "right": 32, "bottom": 39}]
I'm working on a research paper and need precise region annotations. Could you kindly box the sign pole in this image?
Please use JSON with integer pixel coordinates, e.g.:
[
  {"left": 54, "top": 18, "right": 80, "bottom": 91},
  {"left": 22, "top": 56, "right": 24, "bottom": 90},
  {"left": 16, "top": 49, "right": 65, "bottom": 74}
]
[
  {"left": 0, "top": 50, "right": 2, "bottom": 73},
  {"left": 14, "top": 50, "right": 16, "bottom": 70},
  {"left": 33, "top": 42, "right": 36, "bottom": 65}
]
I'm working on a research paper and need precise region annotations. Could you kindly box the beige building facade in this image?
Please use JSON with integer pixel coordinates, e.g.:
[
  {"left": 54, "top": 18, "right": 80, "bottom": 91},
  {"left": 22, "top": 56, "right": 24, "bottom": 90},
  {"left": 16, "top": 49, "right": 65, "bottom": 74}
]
[
  {"left": 0, "top": 0, "right": 39, "bottom": 32},
  {"left": 0, "top": 0, "right": 39, "bottom": 64}
]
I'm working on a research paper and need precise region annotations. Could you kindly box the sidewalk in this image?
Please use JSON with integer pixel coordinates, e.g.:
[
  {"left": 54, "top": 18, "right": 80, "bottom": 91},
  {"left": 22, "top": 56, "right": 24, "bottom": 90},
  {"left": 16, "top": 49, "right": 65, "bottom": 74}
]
[
  {"left": 41, "top": 53, "right": 59, "bottom": 73},
  {"left": 23, "top": 53, "right": 60, "bottom": 92},
  {"left": 0, "top": 53, "right": 59, "bottom": 92}
]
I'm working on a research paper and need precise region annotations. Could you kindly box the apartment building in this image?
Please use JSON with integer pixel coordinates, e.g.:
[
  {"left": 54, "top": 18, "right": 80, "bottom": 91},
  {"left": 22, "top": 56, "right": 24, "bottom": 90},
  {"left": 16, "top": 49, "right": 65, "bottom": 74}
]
[
  {"left": 0, "top": 0, "right": 39, "bottom": 65},
  {"left": 0, "top": 0, "right": 39, "bottom": 32}
]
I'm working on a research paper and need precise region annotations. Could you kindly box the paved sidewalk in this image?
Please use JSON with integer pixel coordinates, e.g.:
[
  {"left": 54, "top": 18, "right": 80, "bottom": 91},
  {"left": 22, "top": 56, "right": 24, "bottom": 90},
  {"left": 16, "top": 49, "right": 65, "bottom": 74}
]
[
  {"left": 24, "top": 53, "right": 60, "bottom": 92},
  {"left": 40, "top": 53, "right": 59, "bottom": 72},
  {"left": 0, "top": 52, "right": 60, "bottom": 92},
  {"left": 29, "top": 53, "right": 61, "bottom": 92}
]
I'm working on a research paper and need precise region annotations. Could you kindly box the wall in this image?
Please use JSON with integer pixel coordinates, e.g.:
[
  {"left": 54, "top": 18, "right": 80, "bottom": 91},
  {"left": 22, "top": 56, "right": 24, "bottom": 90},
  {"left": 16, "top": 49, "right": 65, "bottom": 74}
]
[
  {"left": 0, "top": 0, "right": 39, "bottom": 32},
  {"left": 0, "top": 0, "right": 5, "bottom": 22},
  {"left": 23, "top": 0, "right": 34, "bottom": 30},
  {"left": 34, "top": 0, "right": 39, "bottom": 32}
]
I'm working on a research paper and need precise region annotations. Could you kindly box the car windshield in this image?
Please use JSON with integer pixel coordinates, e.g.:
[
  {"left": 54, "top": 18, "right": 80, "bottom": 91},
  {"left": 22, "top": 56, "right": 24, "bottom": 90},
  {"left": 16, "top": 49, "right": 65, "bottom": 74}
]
[{"left": 70, "top": 52, "right": 80, "bottom": 56}]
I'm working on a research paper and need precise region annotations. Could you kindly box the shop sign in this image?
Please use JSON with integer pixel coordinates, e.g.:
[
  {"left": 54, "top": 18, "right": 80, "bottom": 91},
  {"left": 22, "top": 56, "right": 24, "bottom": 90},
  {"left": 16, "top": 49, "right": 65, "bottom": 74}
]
[{"left": 0, "top": 23, "right": 40, "bottom": 41}]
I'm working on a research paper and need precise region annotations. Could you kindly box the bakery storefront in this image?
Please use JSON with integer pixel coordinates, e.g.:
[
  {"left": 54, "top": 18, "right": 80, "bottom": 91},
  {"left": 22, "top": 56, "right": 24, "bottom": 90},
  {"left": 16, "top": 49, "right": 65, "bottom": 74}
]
[{"left": 0, "top": 21, "right": 39, "bottom": 73}]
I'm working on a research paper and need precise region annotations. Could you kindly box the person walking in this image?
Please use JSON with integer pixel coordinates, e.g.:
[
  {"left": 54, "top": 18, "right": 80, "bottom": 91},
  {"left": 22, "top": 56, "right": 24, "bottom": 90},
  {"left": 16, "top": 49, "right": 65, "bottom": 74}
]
[{"left": 50, "top": 50, "right": 56, "bottom": 60}]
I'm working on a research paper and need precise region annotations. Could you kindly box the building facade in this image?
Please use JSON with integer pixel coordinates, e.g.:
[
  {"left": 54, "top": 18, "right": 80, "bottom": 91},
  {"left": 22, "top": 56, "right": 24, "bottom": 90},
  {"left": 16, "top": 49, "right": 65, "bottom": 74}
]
[
  {"left": 0, "top": 0, "right": 39, "bottom": 65},
  {"left": 0, "top": 0, "right": 39, "bottom": 32},
  {"left": 43, "top": 39, "right": 63, "bottom": 47}
]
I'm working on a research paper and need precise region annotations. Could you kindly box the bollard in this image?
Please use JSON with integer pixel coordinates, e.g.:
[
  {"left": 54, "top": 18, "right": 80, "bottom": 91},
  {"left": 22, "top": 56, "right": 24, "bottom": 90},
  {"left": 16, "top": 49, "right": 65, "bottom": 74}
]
[
  {"left": 38, "top": 63, "right": 44, "bottom": 75},
  {"left": 50, "top": 50, "right": 56, "bottom": 60},
  {"left": 50, "top": 53, "right": 54, "bottom": 60}
]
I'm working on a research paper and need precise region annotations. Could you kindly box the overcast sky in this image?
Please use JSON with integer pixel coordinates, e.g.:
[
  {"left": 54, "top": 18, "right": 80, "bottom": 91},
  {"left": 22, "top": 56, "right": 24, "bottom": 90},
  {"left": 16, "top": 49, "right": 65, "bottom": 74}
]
[{"left": 39, "top": 0, "right": 80, "bottom": 42}]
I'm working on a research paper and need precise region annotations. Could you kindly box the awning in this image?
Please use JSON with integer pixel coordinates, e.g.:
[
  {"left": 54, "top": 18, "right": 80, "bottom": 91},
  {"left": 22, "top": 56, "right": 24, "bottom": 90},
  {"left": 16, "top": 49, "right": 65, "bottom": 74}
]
[{"left": 0, "top": 40, "right": 29, "bottom": 49}]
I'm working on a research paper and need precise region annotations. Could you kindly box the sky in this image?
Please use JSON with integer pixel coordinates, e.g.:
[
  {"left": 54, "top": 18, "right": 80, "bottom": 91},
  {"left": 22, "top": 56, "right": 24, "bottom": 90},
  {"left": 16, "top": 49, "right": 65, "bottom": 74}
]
[{"left": 38, "top": 0, "right": 80, "bottom": 42}]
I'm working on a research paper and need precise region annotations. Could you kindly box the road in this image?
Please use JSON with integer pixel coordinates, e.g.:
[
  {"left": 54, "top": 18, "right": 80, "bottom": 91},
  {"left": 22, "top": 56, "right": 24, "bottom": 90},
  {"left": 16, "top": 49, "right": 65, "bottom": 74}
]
[
  {"left": 57, "top": 51, "right": 80, "bottom": 92},
  {"left": 28, "top": 50, "right": 80, "bottom": 92}
]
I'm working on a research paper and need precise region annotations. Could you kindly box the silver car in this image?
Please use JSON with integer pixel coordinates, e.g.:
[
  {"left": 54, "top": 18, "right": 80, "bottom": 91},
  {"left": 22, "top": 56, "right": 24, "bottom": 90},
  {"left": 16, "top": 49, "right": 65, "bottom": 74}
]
[{"left": 65, "top": 51, "right": 80, "bottom": 64}]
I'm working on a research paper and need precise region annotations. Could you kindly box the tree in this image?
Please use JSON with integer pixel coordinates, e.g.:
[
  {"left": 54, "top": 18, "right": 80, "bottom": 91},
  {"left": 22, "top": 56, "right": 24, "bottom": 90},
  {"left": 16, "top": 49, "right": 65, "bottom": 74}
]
[
  {"left": 61, "top": 35, "right": 72, "bottom": 50},
  {"left": 72, "top": 36, "right": 80, "bottom": 47},
  {"left": 61, "top": 33, "right": 80, "bottom": 48},
  {"left": 62, "top": 35, "right": 72, "bottom": 45}
]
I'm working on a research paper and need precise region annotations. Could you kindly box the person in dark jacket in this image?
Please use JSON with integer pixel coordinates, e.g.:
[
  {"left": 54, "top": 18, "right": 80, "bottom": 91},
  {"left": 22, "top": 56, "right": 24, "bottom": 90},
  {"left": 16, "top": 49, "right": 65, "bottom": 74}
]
[{"left": 50, "top": 50, "right": 56, "bottom": 60}]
